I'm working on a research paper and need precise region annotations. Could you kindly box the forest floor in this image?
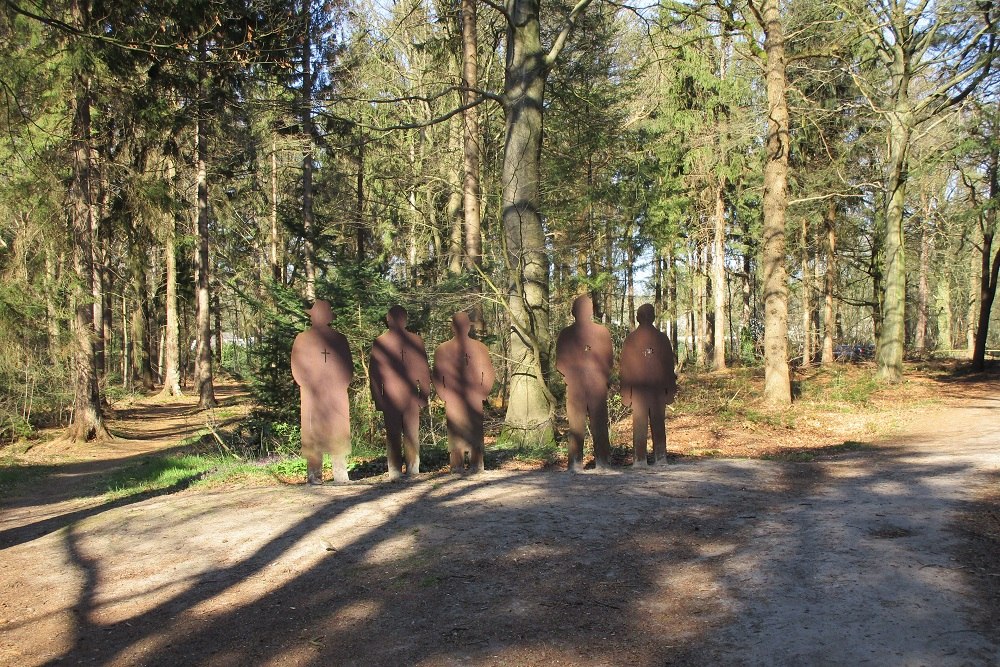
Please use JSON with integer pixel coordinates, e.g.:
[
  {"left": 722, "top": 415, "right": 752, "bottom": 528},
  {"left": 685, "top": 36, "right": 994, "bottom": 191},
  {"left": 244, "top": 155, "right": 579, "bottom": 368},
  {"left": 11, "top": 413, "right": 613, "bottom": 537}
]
[{"left": 1, "top": 363, "right": 998, "bottom": 665}]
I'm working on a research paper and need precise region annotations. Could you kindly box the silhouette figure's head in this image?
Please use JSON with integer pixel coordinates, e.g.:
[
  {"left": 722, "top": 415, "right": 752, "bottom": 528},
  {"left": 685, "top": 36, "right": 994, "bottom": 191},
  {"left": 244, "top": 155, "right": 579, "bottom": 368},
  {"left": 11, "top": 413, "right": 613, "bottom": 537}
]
[
  {"left": 307, "top": 299, "right": 333, "bottom": 326},
  {"left": 452, "top": 311, "right": 472, "bottom": 337},
  {"left": 386, "top": 305, "right": 408, "bottom": 331},
  {"left": 572, "top": 295, "right": 594, "bottom": 322},
  {"left": 637, "top": 303, "right": 655, "bottom": 326}
]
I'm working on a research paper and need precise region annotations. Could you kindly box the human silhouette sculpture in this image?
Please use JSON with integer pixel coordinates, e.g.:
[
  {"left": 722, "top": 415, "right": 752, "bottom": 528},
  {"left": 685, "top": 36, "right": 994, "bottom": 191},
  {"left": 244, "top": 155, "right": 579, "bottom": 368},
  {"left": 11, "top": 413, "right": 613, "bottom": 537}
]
[
  {"left": 291, "top": 300, "right": 354, "bottom": 485},
  {"left": 621, "top": 303, "right": 677, "bottom": 466},
  {"left": 433, "top": 312, "right": 496, "bottom": 473},
  {"left": 555, "top": 295, "right": 614, "bottom": 471},
  {"left": 369, "top": 305, "right": 432, "bottom": 478}
]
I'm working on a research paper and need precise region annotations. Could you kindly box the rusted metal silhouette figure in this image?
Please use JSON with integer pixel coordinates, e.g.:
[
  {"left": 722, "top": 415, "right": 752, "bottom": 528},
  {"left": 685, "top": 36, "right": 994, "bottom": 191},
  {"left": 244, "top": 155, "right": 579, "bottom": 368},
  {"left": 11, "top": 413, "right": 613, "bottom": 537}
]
[
  {"left": 621, "top": 304, "right": 678, "bottom": 466},
  {"left": 433, "top": 312, "right": 496, "bottom": 473},
  {"left": 369, "top": 305, "right": 432, "bottom": 478},
  {"left": 556, "top": 295, "right": 614, "bottom": 471},
  {"left": 291, "top": 300, "right": 354, "bottom": 484}
]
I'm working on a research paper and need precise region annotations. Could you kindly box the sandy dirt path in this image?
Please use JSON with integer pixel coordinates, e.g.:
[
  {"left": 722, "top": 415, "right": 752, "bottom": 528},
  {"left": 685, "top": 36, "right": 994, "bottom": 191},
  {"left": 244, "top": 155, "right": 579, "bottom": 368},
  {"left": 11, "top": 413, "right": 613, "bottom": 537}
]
[{"left": 1, "top": 390, "right": 998, "bottom": 666}]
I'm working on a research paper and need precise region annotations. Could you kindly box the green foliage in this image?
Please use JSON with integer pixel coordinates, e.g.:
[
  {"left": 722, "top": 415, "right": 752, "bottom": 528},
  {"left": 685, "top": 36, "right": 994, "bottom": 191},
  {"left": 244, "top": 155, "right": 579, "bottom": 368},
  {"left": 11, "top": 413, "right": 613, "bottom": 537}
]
[{"left": 0, "top": 279, "right": 72, "bottom": 443}]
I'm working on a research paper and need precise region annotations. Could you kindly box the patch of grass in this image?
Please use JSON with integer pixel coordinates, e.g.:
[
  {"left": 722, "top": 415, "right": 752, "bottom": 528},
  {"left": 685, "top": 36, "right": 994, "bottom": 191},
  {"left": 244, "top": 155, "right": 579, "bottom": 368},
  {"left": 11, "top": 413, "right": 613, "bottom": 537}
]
[
  {"left": 827, "top": 370, "right": 880, "bottom": 404},
  {"left": 103, "top": 454, "right": 220, "bottom": 500},
  {"left": 0, "top": 457, "right": 54, "bottom": 499},
  {"left": 490, "top": 437, "right": 562, "bottom": 466}
]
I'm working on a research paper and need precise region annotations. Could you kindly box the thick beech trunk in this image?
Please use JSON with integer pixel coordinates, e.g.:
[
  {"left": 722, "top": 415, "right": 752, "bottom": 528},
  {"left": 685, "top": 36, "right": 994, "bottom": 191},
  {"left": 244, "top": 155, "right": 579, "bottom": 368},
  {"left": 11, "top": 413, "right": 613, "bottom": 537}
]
[
  {"left": 500, "top": 0, "right": 555, "bottom": 444},
  {"left": 759, "top": 0, "right": 791, "bottom": 403},
  {"left": 876, "top": 110, "right": 911, "bottom": 381}
]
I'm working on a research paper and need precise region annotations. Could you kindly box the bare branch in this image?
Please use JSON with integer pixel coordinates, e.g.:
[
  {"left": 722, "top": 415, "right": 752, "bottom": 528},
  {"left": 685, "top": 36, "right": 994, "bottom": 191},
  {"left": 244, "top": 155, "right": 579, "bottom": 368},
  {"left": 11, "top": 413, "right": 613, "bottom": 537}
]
[{"left": 544, "top": 0, "right": 599, "bottom": 68}]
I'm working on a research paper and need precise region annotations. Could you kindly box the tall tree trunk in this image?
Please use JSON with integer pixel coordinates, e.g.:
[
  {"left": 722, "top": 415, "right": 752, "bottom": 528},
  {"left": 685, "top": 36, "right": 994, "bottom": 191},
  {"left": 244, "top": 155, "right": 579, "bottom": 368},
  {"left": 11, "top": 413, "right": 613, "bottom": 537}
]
[
  {"left": 269, "top": 136, "right": 283, "bottom": 283},
  {"left": 741, "top": 221, "right": 753, "bottom": 361},
  {"left": 800, "top": 216, "right": 811, "bottom": 366},
  {"left": 214, "top": 290, "right": 223, "bottom": 365},
  {"left": 159, "top": 163, "right": 183, "bottom": 397},
  {"left": 131, "top": 248, "right": 155, "bottom": 390},
  {"left": 967, "top": 249, "right": 978, "bottom": 358},
  {"left": 626, "top": 227, "right": 636, "bottom": 326},
  {"left": 45, "top": 247, "right": 61, "bottom": 355},
  {"left": 669, "top": 247, "right": 679, "bottom": 352},
  {"left": 356, "top": 133, "right": 366, "bottom": 264},
  {"left": 654, "top": 249, "right": 663, "bottom": 323},
  {"left": 447, "top": 117, "right": 464, "bottom": 275},
  {"left": 66, "top": 0, "right": 105, "bottom": 441},
  {"left": 876, "top": 111, "right": 911, "bottom": 381},
  {"left": 697, "top": 245, "right": 708, "bottom": 366},
  {"left": 822, "top": 200, "right": 837, "bottom": 364},
  {"left": 461, "top": 0, "right": 484, "bottom": 330},
  {"left": 936, "top": 274, "right": 953, "bottom": 352},
  {"left": 301, "top": 0, "right": 317, "bottom": 301},
  {"left": 121, "top": 294, "right": 129, "bottom": 389},
  {"left": 915, "top": 205, "right": 931, "bottom": 353},
  {"left": 92, "top": 216, "right": 105, "bottom": 382},
  {"left": 972, "top": 144, "right": 1000, "bottom": 371},
  {"left": 758, "top": 0, "right": 791, "bottom": 403},
  {"left": 194, "top": 38, "right": 217, "bottom": 408},
  {"left": 102, "top": 264, "right": 112, "bottom": 386},
  {"left": 712, "top": 181, "right": 727, "bottom": 370},
  {"left": 500, "top": 0, "right": 556, "bottom": 444}
]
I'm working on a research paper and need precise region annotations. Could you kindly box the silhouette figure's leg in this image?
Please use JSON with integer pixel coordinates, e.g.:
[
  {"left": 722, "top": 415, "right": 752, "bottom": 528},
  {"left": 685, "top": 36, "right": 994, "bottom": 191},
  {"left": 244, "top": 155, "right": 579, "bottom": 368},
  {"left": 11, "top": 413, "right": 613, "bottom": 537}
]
[
  {"left": 303, "top": 434, "right": 323, "bottom": 485},
  {"left": 328, "top": 397, "right": 351, "bottom": 483},
  {"left": 329, "top": 431, "right": 350, "bottom": 483},
  {"left": 446, "top": 408, "right": 465, "bottom": 473},
  {"left": 632, "top": 396, "right": 650, "bottom": 467},
  {"left": 566, "top": 391, "right": 586, "bottom": 471},
  {"left": 591, "top": 395, "right": 612, "bottom": 468},
  {"left": 384, "top": 410, "right": 404, "bottom": 479},
  {"left": 651, "top": 400, "right": 667, "bottom": 463},
  {"left": 469, "top": 407, "right": 485, "bottom": 473},
  {"left": 402, "top": 405, "right": 421, "bottom": 475}
]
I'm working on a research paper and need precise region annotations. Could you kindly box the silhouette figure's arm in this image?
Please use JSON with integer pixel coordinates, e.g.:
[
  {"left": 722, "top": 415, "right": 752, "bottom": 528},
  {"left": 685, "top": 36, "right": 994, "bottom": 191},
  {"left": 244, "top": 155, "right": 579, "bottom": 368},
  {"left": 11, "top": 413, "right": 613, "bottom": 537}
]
[
  {"left": 369, "top": 343, "right": 386, "bottom": 409},
  {"left": 291, "top": 337, "right": 303, "bottom": 386},
  {"left": 337, "top": 339, "right": 354, "bottom": 381}
]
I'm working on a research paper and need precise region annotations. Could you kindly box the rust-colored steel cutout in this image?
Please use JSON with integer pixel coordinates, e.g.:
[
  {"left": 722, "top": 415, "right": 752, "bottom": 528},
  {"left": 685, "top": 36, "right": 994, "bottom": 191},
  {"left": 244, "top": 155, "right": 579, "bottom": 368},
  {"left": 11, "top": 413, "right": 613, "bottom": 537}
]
[
  {"left": 433, "top": 312, "right": 496, "bottom": 473},
  {"left": 620, "top": 303, "right": 678, "bottom": 466},
  {"left": 369, "top": 305, "right": 432, "bottom": 478},
  {"left": 291, "top": 300, "right": 354, "bottom": 484},
  {"left": 555, "top": 295, "right": 614, "bottom": 471}
]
